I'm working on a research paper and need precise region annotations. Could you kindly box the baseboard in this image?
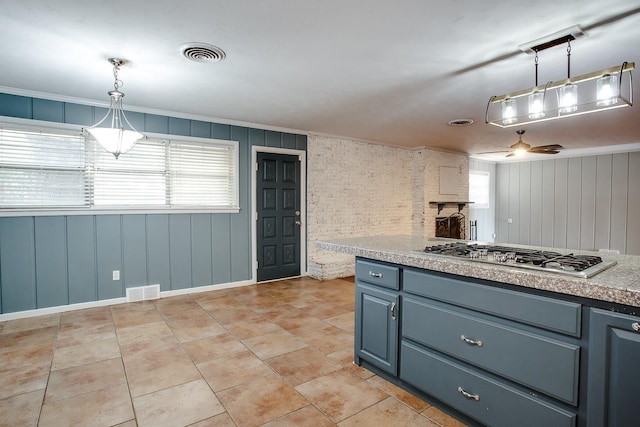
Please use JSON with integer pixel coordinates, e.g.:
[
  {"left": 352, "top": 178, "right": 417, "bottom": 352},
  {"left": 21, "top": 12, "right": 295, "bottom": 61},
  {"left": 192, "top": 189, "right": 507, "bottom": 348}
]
[{"left": 0, "top": 279, "right": 256, "bottom": 321}]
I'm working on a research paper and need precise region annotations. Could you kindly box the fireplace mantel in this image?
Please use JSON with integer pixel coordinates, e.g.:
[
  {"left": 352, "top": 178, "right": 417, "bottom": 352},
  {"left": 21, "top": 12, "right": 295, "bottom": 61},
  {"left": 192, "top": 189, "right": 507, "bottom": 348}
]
[{"left": 428, "top": 201, "right": 473, "bottom": 215}]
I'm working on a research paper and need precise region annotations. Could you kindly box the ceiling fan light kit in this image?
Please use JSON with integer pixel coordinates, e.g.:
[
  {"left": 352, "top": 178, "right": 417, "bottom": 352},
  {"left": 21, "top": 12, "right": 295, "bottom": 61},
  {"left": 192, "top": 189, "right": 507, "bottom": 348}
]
[
  {"left": 478, "top": 129, "right": 563, "bottom": 158},
  {"left": 485, "top": 26, "right": 634, "bottom": 128}
]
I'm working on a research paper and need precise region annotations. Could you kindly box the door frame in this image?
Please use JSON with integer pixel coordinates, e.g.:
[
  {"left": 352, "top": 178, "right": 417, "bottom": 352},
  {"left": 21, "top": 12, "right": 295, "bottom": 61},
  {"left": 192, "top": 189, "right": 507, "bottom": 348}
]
[{"left": 251, "top": 146, "right": 307, "bottom": 282}]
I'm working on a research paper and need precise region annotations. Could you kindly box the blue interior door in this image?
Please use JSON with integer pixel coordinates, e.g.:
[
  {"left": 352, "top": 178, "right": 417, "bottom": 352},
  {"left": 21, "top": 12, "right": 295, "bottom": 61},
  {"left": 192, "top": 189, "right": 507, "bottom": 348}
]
[{"left": 256, "top": 152, "right": 301, "bottom": 282}]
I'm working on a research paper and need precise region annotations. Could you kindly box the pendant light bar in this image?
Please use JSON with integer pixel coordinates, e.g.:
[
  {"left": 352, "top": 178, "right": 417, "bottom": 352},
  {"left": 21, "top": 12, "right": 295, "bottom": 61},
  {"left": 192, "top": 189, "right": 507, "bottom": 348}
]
[
  {"left": 488, "top": 62, "right": 634, "bottom": 103},
  {"left": 486, "top": 62, "right": 634, "bottom": 128}
]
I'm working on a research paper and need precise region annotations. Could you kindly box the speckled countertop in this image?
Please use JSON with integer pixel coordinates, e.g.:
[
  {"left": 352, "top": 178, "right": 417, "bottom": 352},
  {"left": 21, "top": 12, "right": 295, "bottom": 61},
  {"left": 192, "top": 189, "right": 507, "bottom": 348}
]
[{"left": 317, "top": 235, "right": 640, "bottom": 308}]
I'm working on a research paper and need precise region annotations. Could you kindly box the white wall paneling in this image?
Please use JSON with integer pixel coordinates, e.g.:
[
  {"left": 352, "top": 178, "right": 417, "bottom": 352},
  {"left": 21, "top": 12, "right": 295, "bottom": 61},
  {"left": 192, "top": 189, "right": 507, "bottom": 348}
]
[{"left": 495, "top": 152, "right": 640, "bottom": 255}]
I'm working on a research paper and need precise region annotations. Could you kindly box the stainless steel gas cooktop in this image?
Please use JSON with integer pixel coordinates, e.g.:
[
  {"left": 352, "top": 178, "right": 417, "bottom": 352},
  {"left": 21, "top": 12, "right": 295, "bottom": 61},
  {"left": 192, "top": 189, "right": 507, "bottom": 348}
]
[{"left": 413, "top": 242, "right": 617, "bottom": 278}]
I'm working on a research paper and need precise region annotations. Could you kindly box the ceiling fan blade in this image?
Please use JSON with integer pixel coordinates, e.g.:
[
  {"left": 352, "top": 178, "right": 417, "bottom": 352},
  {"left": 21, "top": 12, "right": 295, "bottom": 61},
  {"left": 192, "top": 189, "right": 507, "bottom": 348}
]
[
  {"left": 505, "top": 152, "right": 516, "bottom": 158},
  {"left": 529, "top": 144, "right": 563, "bottom": 152}
]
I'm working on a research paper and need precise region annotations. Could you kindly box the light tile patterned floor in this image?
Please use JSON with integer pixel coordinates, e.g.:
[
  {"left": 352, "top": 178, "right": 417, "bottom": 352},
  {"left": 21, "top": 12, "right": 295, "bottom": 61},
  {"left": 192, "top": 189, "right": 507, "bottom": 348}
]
[{"left": 0, "top": 276, "right": 467, "bottom": 427}]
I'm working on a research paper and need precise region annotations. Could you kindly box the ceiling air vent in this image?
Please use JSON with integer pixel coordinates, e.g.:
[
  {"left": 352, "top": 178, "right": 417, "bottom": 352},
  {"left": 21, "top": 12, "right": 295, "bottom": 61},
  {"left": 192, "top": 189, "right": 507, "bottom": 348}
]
[
  {"left": 448, "top": 119, "right": 474, "bottom": 127},
  {"left": 180, "top": 43, "right": 226, "bottom": 63}
]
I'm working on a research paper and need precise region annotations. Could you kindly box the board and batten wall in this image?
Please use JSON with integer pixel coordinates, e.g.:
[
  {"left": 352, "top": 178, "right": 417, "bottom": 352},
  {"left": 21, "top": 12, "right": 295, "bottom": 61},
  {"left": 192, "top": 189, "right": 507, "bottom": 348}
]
[
  {"left": 494, "top": 152, "right": 640, "bottom": 255},
  {"left": 0, "top": 93, "right": 307, "bottom": 315}
]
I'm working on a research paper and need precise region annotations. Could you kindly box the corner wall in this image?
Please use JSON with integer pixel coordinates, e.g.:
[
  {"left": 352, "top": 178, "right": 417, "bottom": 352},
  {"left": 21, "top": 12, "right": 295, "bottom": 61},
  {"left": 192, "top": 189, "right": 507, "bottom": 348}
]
[{"left": 306, "top": 134, "right": 469, "bottom": 279}]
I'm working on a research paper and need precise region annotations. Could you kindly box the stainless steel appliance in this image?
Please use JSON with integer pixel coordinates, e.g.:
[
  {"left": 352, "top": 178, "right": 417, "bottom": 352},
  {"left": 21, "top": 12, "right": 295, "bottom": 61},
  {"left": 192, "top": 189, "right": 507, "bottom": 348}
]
[{"left": 416, "top": 242, "right": 617, "bottom": 278}]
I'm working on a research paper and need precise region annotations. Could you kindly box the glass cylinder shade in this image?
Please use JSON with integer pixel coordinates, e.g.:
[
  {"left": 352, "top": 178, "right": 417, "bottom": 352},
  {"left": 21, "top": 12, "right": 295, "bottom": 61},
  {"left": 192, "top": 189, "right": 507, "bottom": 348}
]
[
  {"left": 501, "top": 98, "right": 517, "bottom": 124},
  {"left": 558, "top": 84, "right": 578, "bottom": 113},
  {"left": 596, "top": 74, "right": 618, "bottom": 106},
  {"left": 87, "top": 127, "right": 142, "bottom": 158},
  {"left": 528, "top": 91, "right": 545, "bottom": 119}
]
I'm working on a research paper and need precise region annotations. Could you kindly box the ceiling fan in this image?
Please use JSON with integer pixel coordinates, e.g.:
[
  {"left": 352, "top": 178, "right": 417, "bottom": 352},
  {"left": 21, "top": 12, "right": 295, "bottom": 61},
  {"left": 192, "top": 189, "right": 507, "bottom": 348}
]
[{"left": 479, "top": 130, "right": 563, "bottom": 157}]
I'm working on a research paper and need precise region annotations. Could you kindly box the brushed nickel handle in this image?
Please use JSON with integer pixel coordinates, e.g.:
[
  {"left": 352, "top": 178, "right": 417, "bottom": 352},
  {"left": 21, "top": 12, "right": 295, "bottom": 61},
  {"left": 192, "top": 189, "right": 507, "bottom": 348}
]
[
  {"left": 458, "top": 386, "right": 480, "bottom": 401},
  {"left": 460, "top": 335, "right": 483, "bottom": 347},
  {"left": 295, "top": 220, "right": 302, "bottom": 226},
  {"left": 390, "top": 302, "right": 397, "bottom": 320},
  {"left": 369, "top": 271, "right": 383, "bottom": 278},
  {"left": 632, "top": 322, "right": 640, "bottom": 332}
]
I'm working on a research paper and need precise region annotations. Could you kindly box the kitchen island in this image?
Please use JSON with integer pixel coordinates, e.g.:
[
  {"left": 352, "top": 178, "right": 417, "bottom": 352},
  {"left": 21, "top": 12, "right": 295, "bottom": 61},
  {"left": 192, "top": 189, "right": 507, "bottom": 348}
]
[
  {"left": 317, "top": 235, "right": 640, "bottom": 308},
  {"left": 317, "top": 235, "right": 640, "bottom": 427}
]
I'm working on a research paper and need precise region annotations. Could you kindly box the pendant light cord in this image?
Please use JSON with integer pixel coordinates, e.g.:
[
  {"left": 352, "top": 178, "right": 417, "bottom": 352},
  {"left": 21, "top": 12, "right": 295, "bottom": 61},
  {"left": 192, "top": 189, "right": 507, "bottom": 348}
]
[
  {"left": 566, "top": 40, "right": 571, "bottom": 79},
  {"left": 534, "top": 51, "right": 539, "bottom": 86}
]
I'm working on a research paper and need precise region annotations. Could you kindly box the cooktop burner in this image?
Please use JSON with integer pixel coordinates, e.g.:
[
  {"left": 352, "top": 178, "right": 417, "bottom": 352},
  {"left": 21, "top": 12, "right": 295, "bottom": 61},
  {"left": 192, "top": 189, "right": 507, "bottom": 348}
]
[{"left": 417, "top": 242, "right": 617, "bottom": 278}]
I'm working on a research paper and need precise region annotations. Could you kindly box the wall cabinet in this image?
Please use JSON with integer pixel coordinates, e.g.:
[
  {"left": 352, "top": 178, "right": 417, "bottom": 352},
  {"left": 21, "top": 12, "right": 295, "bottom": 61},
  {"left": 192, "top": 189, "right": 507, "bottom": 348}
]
[{"left": 586, "top": 308, "right": 640, "bottom": 427}]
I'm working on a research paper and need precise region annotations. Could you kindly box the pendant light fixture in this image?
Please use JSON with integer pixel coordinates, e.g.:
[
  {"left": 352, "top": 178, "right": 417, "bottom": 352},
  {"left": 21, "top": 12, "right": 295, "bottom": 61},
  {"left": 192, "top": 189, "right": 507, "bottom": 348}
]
[
  {"left": 84, "top": 58, "right": 144, "bottom": 159},
  {"left": 485, "top": 27, "right": 634, "bottom": 128}
]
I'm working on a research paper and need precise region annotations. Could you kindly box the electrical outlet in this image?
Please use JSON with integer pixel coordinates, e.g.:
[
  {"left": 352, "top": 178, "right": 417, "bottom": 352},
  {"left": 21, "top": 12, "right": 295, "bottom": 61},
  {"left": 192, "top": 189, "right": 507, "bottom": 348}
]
[
  {"left": 507, "top": 218, "right": 513, "bottom": 224},
  {"left": 112, "top": 270, "right": 120, "bottom": 281}
]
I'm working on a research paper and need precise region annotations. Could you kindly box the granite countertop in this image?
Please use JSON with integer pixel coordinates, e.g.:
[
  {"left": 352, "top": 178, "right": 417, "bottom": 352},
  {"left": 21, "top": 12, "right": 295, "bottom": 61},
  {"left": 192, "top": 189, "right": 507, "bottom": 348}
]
[{"left": 316, "top": 235, "right": 640, "bottom": 308}]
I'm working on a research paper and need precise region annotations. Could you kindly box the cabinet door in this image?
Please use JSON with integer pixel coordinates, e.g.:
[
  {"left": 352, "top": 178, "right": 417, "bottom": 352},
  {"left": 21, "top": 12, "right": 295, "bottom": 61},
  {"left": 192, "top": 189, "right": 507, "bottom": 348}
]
[
  {"left": 587, "top": 308, "right": 640, "bottom": 427},
  {"left": 355, "top": 281, "right": 399, "bottom": 375}
]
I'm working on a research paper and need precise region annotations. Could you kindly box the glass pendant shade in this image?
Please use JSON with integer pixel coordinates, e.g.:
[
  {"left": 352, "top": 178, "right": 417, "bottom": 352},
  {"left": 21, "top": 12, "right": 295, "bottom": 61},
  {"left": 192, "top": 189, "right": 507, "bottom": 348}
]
[
  {"left": 84, "top": 58, "right": 144, "bottom": 159},
  {"left": 558, "top": 84, "right": 578, "bottom": 113},
  {"left": 87, "top": 127, "right": 142, "bottom": 159},
  {"left": 596, "top": 74, "right": 618, "bottom": 106},
  {"left": 501, "top": 98, "right": 517, "bottom": 124},
  {"left": 528, "top": 91, "right": 545, "bottom": 119}
]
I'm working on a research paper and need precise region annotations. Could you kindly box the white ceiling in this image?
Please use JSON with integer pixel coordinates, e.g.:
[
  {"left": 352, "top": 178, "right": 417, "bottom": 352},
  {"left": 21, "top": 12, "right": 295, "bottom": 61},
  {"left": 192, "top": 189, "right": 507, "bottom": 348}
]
[{"left": 1, "top": 1, "right": 639, "bottom": 161}]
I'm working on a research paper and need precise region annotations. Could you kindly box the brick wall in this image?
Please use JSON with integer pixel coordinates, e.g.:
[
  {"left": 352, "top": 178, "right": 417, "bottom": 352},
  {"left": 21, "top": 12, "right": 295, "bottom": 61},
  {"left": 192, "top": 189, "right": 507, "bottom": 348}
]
[
  {"left": 307, "top": 134, "right": 468, "bottom": 279},
  {"left": 422, "top": 150, "right": 470, "bottom": 239}
]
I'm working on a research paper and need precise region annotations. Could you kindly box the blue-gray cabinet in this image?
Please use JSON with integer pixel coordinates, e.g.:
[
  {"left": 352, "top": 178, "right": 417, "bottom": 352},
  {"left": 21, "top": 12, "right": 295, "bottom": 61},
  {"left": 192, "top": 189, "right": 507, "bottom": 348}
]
[
  {"left": 586, "top": 308, "right": 640, "bottom": 427},
  {"left": 354, "top": 259, "right": 399, "bottom": 375},
  {"left": 355, "top": 257, "right": 583, "bottom": 427}
]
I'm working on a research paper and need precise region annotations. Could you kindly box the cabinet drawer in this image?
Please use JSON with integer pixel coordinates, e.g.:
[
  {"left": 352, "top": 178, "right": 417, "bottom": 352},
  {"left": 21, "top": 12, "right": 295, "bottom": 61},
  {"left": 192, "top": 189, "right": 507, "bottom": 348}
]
[
  {"left": 355, "top": 259, "right": 399, "bottom": 290},
  {"left": 403, "top": 268, "right": 581, "bottom": 337},
  {"left": 403, "top": 297, "right": 580, "bottom": 405},
  {"left": 400, "top": 341, "right": 576, "bottom": 427}
]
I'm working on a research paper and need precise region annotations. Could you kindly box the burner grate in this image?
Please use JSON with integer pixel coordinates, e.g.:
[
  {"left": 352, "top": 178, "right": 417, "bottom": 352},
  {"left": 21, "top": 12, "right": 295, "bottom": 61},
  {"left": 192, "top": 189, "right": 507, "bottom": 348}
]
[{"left": 423, "top": 243, "right": 607, "bottom": 273}]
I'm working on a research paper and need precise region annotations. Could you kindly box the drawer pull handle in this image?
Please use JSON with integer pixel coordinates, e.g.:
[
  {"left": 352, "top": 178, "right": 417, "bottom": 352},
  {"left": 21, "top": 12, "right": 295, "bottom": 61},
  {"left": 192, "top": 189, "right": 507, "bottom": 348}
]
[
  {"left": 390, "top": 302, "right": 397, "bottom": 321},
  {"left": 458, "top": 386, "right": 480, "bottom": 401},
  {"left": 460, "top": 335, "right": 483, "bottom": 347},
  {"left": 632, "top": 322, "right": 640, "bottom": 332},
  {"left": 369, "top": 271, "right": 383, "bottom": 278}
]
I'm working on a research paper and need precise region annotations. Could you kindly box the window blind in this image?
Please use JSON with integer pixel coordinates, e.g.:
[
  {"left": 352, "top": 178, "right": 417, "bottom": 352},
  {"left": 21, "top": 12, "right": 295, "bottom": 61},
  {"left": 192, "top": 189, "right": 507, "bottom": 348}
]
[
  {"left": 0, "top": 127, "right": 88, "bottom": 207},
  {"left": 0, "top": 125, "right": 239, "bottom": 211},
  {"left": 169, "top": 141, "right": 237, "bottom": 208}
]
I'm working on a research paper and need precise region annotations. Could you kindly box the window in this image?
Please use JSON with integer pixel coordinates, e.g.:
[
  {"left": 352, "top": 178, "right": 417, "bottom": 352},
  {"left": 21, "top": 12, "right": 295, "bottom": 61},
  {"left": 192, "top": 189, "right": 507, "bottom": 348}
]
[
  {"left": 0, "top": 124, "right": 239, "bottom": 212},
  {"left": 469, "top": 170, "right": 490, "bottom": 209}
]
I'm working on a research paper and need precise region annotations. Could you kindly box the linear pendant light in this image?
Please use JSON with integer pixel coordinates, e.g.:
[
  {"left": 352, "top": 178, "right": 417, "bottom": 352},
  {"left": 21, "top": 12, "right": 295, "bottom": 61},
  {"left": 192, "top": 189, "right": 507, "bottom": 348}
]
[{"left": 485, "top": 27, "right": 634, "bottom": 128}]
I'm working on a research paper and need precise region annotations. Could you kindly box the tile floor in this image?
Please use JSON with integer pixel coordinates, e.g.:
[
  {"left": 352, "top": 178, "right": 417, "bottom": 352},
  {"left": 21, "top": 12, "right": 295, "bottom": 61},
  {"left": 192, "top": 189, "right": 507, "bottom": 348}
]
[{"left": 0, "top": 276, "right": 466, "bottom": 427}]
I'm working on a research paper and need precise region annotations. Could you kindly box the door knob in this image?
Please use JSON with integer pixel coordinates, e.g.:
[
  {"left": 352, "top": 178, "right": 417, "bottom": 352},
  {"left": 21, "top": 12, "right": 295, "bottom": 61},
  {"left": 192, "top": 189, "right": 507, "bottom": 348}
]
[{"left": 295, "top": 220, "right": 302, "bottom": 226}]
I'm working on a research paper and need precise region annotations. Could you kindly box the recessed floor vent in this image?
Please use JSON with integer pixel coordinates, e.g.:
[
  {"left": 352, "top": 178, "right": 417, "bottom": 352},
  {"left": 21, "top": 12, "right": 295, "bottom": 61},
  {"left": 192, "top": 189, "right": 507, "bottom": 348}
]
[
  {"left": 180, "top": 43, "right": 226, "bottom": 63},
  {"left": 126, "top": 284, "right": 160, "bottom": 302}
]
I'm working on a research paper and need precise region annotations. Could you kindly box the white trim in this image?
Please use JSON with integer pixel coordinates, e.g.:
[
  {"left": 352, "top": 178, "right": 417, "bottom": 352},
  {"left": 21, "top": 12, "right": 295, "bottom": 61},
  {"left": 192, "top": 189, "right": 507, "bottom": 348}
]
[
  {"left": 0, "top": 208, "right": 241, "bottom": 218},
  {"left": 251, "top": 146, "right": 307, "bottom": 283},
  {"left": 0, "top": 86, "right": 311, "bottom": 138},
  {"left": 0, "top": 297, "right": 126, "bottom": 321},
  {"left": 0, "top": 279, "right": 256, "bottom": 321}
]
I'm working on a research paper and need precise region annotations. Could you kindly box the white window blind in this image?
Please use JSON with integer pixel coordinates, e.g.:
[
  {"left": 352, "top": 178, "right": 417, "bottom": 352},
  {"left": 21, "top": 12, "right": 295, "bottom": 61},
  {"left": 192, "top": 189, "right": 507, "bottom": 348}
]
[
  {"left": 0, "top": 128, "right": 88, "bottom": 208},
  {"left": 469, "top": 170, "right": 490, "bottom": 209},
  {"left": 0, "top": 124, "right": 239, "bottom": 211},
  {"left": 169, "top": 141, "right": 237, "bottom": 208},
  {"left": 93, "top": 139, "right": 167, "bottom": 206}
]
